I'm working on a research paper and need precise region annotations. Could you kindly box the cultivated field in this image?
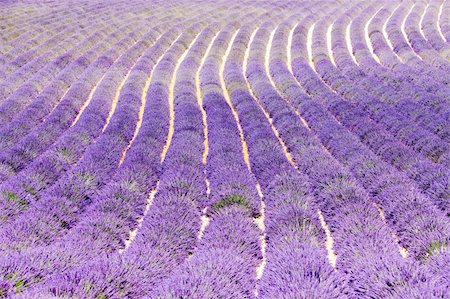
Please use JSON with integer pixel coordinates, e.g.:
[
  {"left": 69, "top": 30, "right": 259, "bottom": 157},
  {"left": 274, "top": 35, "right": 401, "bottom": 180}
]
[{"left": 0, "top": 0, "right": 449, "bottom": 298}]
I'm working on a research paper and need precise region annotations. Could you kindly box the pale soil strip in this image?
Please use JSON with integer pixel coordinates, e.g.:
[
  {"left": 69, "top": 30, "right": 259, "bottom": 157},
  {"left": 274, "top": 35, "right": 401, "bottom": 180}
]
[
  {"left": 374, "top": 202, "right": 408, "bottom": 258},
  {"left": 318, "top": 213, "right": 338, "bottom": 267},
  {"left": 254, "top": 184, "right": 266, "bottom": 297},
  {"left": 317, "top": 209, "right": 337, "bottom": 267},
  {"left": 161, "top": 33, "right": 201, "bottom": 163},
  {"left": 254, "top": 194, "right": 266, "bottom": 280},
  {"left": 196, "top": 32, "right": 220, "bottom": 240},
  {"left": 401, "top": 3, "right": 424, "bottom": 60},
  {"left": 197, "top": 207, "right": 210, "bottom": 240},
  {"left": 346, "top": 21, "right": 359, "bottom": 65},
  {"left": 204, "top": 179, "right": 211, "bottom": 197},
  {"left": 119, "top": 34, "right": 170, "bottom": 166},
  {"left": 307, "top": 23, "right": 316, "bottom": 71},
  {"left": 438, "top": 0, "right": 447, "bottom": 41},
  {"left": 219, "top": 30, "right": 251, "bottom": 170},
  {"left": 271, "top": 25, "right": 338, "bottom": 269},
  {"left": 287, "top": 24, "right": 295, "bottom": 74},
  {"left": 244, "top": 28, "right": 268, "bottom": 284},
  {"left": 46, "top": 87, "right": 70, "bottom": 121},
  {"left": 197, "top": 32, "right": 219, "bottom": 166},
  {"left": 365, "top": 12, "right": 382, "bottom": 64},
  {"left": 120, "top": 184, "right": 159, "bottom": 253},
  {"left": 327, "top": 23, "right": 337, "bottom": 66},
  {"left": 383, "top": 3, "right": 406, "bottom": 63},
  {"left": 71, "top": 73, "right": 107, "bottom": 126},
  {"left": 419, "top": 2, "right": 429, "bottom": 40},
  {"left": 102, "top": 69, "right": 132, "bottom": 132}
]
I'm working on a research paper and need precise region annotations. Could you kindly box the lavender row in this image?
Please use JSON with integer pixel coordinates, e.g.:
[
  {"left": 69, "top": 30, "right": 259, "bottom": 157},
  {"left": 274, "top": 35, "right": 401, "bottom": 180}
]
[
  {"left": 314, "top": 2, "right": 450, "bottom": 159},
  {"left": 225, "top": 16, "right": 349, "bottom": 297},
  {"left": 0, "top": 26, "right": 116, "bottom": 149},
  {"left": 259, "top": 13, "right": 448, "bottom": 289},
  {"left": 286, "top": 13, "right": 449, "bottom": 260},
  {"left": 0, "top": 0, "right": 158, "bottom": 86},
  {"left": 0, "top": 22, "right": 160, "bottom": 226},
  {"left": 0, "top": 20, "right": 158, "bottom": 182},
  {"left": 383, "top": 1, "right": 450, "bottom": 89},
  {"left": 0, "top": 4, "right": 49, "bottom": 43},
  {"left": 354, "top": 3, "right": 450, "bottom": 143},
  {"left": 272, "top": 11, "right": 449, "bottom": 293},
  {"left": 0, "top": 24, "right": 183, "bottom": 297},
  {"left": 365, "top": 1, "right": 450, "bottom": 104},
  {"left": 20, "top": 22, "right": 210, "bottom": 298},
  {"left": 0, "top": 16, "right": 104, "bottom": 89},
  {"left": 254, "top": 19, "right": 438, "bottom": 297},
  {"left": 200, "top": 24, "right": 261, "bottom": 217},
  {"left": 3, "top": 4, "right": 239, "bottom": 296},
  {"left": 0, "top": 0, "right": 139, "bottom": 77},
  {"left": 0, "top": 1, "right": 152, "bottom": 104},
  {"left": 291, "top": 12, "right": 449, "bottom": 212},
  {"left": 157, "top": 207, "right": 261, "bottom": 298},
  {"left": 0, "top": 30, "right": 104, "bottom": 123},
  {"left": 0, "top": 22, "right": 128, "bottom": 154},
  {"left": 155, "top": 22, "right": 262, "bottom": 297},
  {"left": 333, "top": 2, "right": 450, "bottom": 144},
  {"left": 0, "top": 6, "right": 224, "bottom": 294},
  {"left": 0, "top": 7, "right": 174, "bottom": 157},
  {"left": 383, "top": 0, "right": 449, "bottom": 76},
  {"left": 0, "top": 26, "right": 89, "bottom": 100},
  {"left": 441, "top": 0, "right": 450, "bottom": 40},
  {"left": 19, "top": 4, "right": 286, "bottom": 297},
  {"left": 404, "top": 1, "right": 450, "bottom": 72},
  {"left": 0, "top": 24, "right": 173, "bottom": 253},
  {"left": 0, "top": 1, "right": 445, "bottom": 296},
  {"left": 421, "top": 0, "right": 450, "bottom": 57},
  {"left": 0, "top": 8, "right": 93, "bottom": 75},
  {"left": 0, "top": 0, "right": 91, "bottom": 42},
  {"left": 309, "top": 7, "right": 450, "bottom": 179},
  {"left": 1, "top": 22, "right": 70, "bottom": 67}
]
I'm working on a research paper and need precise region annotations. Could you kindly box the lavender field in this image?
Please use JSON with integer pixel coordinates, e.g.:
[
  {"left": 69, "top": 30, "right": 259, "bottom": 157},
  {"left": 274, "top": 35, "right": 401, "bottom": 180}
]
[{"left": 0, "top": 0, "right": 449, "bottom": 298}]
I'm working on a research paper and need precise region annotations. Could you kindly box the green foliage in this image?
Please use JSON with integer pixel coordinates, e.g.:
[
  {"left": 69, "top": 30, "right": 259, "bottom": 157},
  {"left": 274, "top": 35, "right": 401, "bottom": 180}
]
[
  {"left": 425, "top": 240, "right": 446, "bottom": 258},
  {"left": 25, "top": 185, "right": 37, "bottom": 197},
  {"left": 4, "top": 273, "right": 27, "bottom": 294},
  {"left": 14, "top": 279, "right": 25, "bottom": 291},
  {"left": 78, "top": 172, "right": 96, "bottom": 187},
  {"left": 3, "top": 191, "right": 28, "bottom": 209},
  {"left": 213, "top": 194, "right": 249, "bottom": 210},
  {"left": 84, "top": 281, "right": 92, "bottom": 292},
  {"left": 77, "top": 133, "right": 91, "bottom": 144},
  {"left": 60, "top": 148, "right": 72, "bottom": 157}
]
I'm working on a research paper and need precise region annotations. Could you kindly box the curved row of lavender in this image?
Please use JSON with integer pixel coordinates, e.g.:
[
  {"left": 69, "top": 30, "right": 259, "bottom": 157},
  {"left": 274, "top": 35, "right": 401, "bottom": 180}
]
[{"left": 0, "top": 0, "right": 448, "bottom": 298}]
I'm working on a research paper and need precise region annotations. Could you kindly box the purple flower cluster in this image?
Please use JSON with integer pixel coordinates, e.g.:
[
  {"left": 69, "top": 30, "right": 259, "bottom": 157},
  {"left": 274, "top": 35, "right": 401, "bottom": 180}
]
[
  {"left": 252, "top": 20, "right": 437, "bottom": 297},
  {"left": 155, "top": 21, "right": 265, "bottom": 298},
  {"left": 302, "top": 3, "right": 450, "bottom": 213},
  {"left": 0, "top": 18, "right": 147, "bottom": 156},
  {"left": 224, "top": 14, "right": 348, "bottom": 297},
  {"left": 3, "top": 8, "right": 229, "bottom": 295},
  {"left": 201, "top": 25, "right": 261, "bottom": 217},
  {"left": 0, "top": 17, "right": 182, "bottom": 223}
]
